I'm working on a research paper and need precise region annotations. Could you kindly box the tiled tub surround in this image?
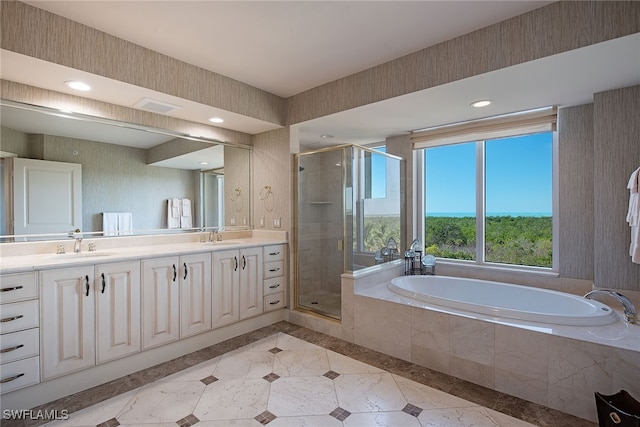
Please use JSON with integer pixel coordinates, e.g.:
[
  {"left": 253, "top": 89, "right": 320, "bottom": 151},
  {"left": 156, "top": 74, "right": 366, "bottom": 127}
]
[
  {"left": 4, "top": 322, "right": 593, "bottom": 427},
  {"left": 342, "top": 266, "right": 640, "bottom": 423}
]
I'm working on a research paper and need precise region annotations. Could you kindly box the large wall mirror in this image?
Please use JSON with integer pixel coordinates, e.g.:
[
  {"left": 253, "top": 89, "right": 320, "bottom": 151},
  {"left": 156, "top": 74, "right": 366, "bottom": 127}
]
[{"left": 0, "top": 99, "right": 252, "bottom": 242}]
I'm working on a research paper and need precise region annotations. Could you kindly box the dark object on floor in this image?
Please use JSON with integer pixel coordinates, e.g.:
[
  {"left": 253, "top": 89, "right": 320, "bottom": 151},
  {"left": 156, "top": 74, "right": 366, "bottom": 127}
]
[{"left": 595, "top": 390, "right": 640, "bottom": 427}]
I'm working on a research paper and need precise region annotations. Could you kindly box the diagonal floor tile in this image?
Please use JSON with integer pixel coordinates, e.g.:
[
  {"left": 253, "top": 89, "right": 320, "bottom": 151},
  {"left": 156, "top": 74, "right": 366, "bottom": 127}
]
[
  {"left": 116, "top": 381, "right": 205, "bottom": 424},
  {"left": 334, "top": 373, "right": 407, "bottom": 413},
  {"left": 268, "top": 376, "right": 338, "bottom": 417},
  {"left": 193, "top": 378, "right": 270, "bottom": 421},
  {"left": 272, "top": 348, "right": 331, "bottom": 377},
  {"left": 213, "top": 350, "right": 274, "bottom": 380}
]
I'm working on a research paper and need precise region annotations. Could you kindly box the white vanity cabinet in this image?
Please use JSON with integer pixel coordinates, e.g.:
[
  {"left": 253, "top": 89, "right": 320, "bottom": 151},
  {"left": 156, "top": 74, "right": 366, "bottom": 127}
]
[
  {"left": 40, "top": 261, "right": 141, "bottom": 380},
  {"left": 263, "top": 245, "right": 286, "bottom": 312},
  {"left": 212, "top": 246, "right": 263, "bottom": 328},
  {"left": 0, "top": 272, "right": 40, "bottom": 394},
  {"left": 95, "top": 262, "right": 142, "bottom": 364},
  {"left": 40, "top": 266, "right": 95, "bottom": 380},
  {"left": 141, "top": 252, "right": 211, "bottom": 350}
]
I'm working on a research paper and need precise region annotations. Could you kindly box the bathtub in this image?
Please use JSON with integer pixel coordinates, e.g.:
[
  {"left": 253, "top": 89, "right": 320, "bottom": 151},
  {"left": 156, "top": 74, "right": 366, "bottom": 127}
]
[{"left": 389, "top": 275, "right": 619, "bottom": 326}]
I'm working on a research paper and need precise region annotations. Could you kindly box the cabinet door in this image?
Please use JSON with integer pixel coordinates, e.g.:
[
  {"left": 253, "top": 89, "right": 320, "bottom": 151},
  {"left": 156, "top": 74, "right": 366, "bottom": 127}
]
[
  {"left": 95, "top": 261, "right": 141, "bottom": 364},
  {"left": 142, "top": 257, "right": 179, "bottom": 350},
  {"left": 40, "top": 266, "right": 95, "bottom": 380},
  {"left": 180, "top": 253, "right": 212, "bottom": 338},
  {"left": 239, "top": 247, "right": 263, "bottom": 320},
  {"left": 212, "top": 249, "right": 239, "bottom": 328}
]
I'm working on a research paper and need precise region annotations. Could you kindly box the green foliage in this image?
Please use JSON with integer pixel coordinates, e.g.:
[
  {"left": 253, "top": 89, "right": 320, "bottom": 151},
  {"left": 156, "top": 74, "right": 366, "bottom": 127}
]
[
  {"left": 425, "top": 216, "right": 552, "bottom": 268},
  {"left": 363, "top": 216, "right": 401, "bottom": 252}
]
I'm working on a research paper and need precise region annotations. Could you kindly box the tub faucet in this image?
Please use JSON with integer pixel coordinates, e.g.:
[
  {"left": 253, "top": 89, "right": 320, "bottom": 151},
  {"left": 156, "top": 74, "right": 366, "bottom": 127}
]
[{"left": 584, "top": 290, "right": 637, "bottom": 324}]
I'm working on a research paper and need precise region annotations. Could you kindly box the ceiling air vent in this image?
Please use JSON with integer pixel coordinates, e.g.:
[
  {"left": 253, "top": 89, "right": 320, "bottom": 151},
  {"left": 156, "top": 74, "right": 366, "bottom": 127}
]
[{"left": 133, "top": 98, "right": 182, "bottom": 114}]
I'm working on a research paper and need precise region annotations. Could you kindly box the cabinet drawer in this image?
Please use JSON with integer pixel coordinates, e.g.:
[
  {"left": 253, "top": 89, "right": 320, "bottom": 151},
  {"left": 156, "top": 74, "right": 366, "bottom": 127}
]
[
  {"left": 264, "top": 292, "right": 284, "bottom": 312},
  {"left": 263, "top": 245, "right": 284, "bottom": 263},
  {"left": 0, "top": 273, "right": 37, "bottom": 303},
  {"left": 0, "top": 356, "right": 40, "bottom": 394},
  {"left": 0, "top": 300, "right": 39, "bottom": 334},
  {"left": 263, "top": 277, "right": 284, "bottom": 296},
  {"left": 264, "top": 261, "right": 284, "bottom": 279},
  {"left": 0, "top": 328, "right": 39, "bottom": 365}
]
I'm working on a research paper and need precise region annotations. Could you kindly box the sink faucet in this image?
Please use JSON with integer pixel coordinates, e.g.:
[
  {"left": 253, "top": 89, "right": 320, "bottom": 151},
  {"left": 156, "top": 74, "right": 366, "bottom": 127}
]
[
  {"left": 70, "top": 229, "right": 82, "bottom": 253},
  {"left": 584, "top": 289, "right": 637, "bottom": 324}
]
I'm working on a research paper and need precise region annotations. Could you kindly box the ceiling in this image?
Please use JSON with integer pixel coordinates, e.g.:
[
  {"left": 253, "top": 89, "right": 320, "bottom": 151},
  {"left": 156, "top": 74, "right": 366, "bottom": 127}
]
[{"left": 2, "top": 1, "right": 640, "bottom": 155}]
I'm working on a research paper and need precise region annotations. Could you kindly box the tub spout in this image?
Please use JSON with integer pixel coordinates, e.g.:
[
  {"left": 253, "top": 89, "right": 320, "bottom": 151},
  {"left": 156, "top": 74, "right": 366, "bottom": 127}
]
[{"left": 584, "top": 290, "right": 637, "bottom": 324}]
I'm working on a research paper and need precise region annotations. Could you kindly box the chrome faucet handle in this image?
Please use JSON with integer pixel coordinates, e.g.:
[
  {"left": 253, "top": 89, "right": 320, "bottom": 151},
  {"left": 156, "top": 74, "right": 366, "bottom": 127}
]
[
  {"left": 88, "top": 243, "right": 96, "bottom": 252},
  {"left": 56, "top": 245, "right": 65, "bottom": 255}
]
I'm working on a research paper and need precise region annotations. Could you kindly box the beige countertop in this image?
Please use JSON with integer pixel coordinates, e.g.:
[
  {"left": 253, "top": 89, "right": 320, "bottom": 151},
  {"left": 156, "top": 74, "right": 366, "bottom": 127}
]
[{"left": 0, "top": 231, "right": 287, "bottom": 275}]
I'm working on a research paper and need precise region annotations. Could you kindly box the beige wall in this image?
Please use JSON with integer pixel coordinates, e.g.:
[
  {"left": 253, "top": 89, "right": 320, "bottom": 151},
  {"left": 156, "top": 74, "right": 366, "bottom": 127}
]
[{"left": 594, "top": 85, "right": 640, "bottom": 291}]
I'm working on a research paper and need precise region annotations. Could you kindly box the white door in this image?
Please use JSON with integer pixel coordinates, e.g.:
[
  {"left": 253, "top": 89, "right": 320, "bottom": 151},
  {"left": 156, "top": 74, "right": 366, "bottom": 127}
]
[
  {"left": 40, "top": 266, "right": 95, "bottom": 380},
  {"left": 180, "top": 253, "right": 212, "bottom": 338},
  {"left": 11, "top": 158, "right": 82, "bottom": 236},
  {"left": 95, "top": 261, "right": 141, "bottom": 364},
  {"left": 212, "top": 249, "right": 239, "bottom": 328},
  {"left": 142, "top": 257, "right": 179, "bottom": 350},
  {"left": 239, "top": 247, "right": 263, "bottom": 320}
]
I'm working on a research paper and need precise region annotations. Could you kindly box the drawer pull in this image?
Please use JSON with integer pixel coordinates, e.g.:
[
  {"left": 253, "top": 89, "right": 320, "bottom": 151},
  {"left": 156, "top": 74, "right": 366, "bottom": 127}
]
[
  {"left": 0, "top": 373, "right": 25, "bottom": 383},
  {"left": 101, "top": 273, "right": 106, "bottom": 294},
  {"left": 269, "top": 300, "right": 281, "bottom": 305},
  {"left": 269, "top": 267, "right": 280, "bottom": 272},
  {"left": 173, "top": 264, "right": 177, "bottom": 282},
  {"left": 269, "top": 283, "right": 280, "bottom": 289},
  {"left": 0, "top": 315, "right": 24, "bottom": 323},
  {"left": 0, "top": 344, "right": 24, "bottom": 353},
  {"left": 85, "top": 275, "right": 90, "bottom": 296},
  {"left": 0, "top": 286, "right": 24, "bottom": 293},
  {"left": 269, "top": 252, "right": 280, "bottom": 256}
]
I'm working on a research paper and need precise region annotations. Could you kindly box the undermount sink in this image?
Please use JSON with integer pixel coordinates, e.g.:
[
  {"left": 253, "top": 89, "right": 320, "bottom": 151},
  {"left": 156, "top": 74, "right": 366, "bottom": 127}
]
[
  {"left": 47, "top": 252, "right": 115, "bottom": 259},
  {"left": 203, "top": 240, "right": 245, "bottom": 245}
]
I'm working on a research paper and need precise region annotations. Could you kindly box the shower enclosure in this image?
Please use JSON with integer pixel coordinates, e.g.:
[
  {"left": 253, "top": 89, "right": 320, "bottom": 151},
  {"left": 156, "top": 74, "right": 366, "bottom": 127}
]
[{"left": 294, "top": 144, "right": 404, "bottom": 320}]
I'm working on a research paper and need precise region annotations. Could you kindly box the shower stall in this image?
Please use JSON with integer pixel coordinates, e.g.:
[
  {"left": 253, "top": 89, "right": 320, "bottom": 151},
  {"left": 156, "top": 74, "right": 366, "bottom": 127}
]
[{"left": 294, "top": 144, "right": 404, "bottom": 320}]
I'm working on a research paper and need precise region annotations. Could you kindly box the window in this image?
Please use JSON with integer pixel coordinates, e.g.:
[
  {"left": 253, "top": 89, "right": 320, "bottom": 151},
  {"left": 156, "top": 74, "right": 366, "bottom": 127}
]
[{"left": 424, "top": 132, "right": 553, "bottom": 268}]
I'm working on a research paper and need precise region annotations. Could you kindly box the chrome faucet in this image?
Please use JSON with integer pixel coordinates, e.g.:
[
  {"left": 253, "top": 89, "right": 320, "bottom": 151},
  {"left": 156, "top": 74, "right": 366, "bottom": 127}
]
[
  {"left": 69, "top": 229, "right": 82, "bottom": 253},
  {"left": 209, "top": 227, "right": 224, "bottom": 242},
  {"left": 584, "top": 289, "right": 637, "bottom": 324}
]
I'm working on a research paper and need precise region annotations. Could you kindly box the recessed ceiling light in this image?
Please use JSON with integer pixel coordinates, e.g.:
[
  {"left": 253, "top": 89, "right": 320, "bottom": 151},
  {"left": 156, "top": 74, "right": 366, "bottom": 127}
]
[
  {"left": 209, "top": 117, "right": 224, "bottom": 124},
  {"left": 199, "top": 161, "right": 209, "bottom": 165},
  {"left": 321, "top": 134, "right": 334, "bottom": 139},
  {"left": 64, "top": 80, "right": 91, "bottom": 91},
  {"left": 471, "top": 100, "right": 492, "bottom": 108}
]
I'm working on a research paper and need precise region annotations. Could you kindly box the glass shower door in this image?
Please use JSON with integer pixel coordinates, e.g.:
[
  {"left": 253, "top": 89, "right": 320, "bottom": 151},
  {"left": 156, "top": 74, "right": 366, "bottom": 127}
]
[{"left": 295, "top": 148, "right": 345, "bottom": 319}]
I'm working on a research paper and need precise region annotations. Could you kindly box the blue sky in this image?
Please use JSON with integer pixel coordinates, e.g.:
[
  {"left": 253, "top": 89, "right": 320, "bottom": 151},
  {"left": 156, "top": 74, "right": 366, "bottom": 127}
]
[{"left": 425, "top": 132, "right": 553, "bottom": 216}]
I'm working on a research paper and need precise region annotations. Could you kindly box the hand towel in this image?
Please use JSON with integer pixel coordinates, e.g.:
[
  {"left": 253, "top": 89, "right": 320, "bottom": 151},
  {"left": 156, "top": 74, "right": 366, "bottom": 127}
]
[
  {"left": 167, "top": 199, "right": 180, "bottom": 229},
  {"left": 180, "top": 198, "right": 192, "bottom": 228},
  {"left": 103, "top": 213, "right": 119, "bottom": 236},
  {"left": 118, "top": 212, "right": 133, "bottom": 235},
  {"left": 627, "top": 167, "right": 640, "bottom": 263}
]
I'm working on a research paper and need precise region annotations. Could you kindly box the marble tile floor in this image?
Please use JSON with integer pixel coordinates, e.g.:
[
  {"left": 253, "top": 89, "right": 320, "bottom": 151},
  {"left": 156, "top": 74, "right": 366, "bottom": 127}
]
[{"left": 7, "top": 321, "right": 595, "bottom": 427}]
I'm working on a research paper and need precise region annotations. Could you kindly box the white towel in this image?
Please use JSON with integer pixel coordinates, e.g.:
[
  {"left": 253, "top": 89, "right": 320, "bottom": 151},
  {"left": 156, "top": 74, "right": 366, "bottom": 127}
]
[
  {"left": 627, "top": 167, "right": 640, "bottom": 263},
  {"left": 118, "top": 213, "right": 133, "bottom": 235},
  {"left": 103, "top": 213, "right": 119, "bottom": 236},
  {"left": 180, "top": 198, "right": 192, "bottom": 228},
  {"left": 167, "top": 199, "right": 180, "bottom": 229}
]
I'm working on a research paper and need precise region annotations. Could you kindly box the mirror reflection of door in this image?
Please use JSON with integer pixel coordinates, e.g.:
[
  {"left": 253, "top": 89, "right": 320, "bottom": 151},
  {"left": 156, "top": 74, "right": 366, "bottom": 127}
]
[{"left": 202, "top": 170, "right": 224, "bottom": 228}]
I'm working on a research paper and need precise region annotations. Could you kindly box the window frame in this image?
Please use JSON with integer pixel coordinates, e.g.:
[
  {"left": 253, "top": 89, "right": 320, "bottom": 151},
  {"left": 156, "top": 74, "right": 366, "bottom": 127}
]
[{"left": 418, "top": 131, "right": 559, "bottom": 272}]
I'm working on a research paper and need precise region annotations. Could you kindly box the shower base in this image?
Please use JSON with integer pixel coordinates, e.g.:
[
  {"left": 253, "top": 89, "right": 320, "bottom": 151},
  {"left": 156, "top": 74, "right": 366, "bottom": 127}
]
[{"left": 298, "top": 291, "right": 341, "bottom": 319}]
